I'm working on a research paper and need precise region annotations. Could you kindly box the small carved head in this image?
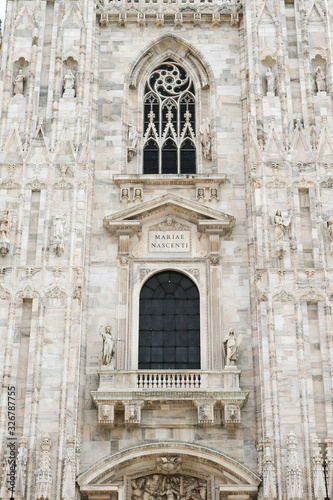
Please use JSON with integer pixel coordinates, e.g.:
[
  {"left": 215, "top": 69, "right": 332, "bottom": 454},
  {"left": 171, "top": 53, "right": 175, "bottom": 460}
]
[
  {"left": 128, "top": 405, "right": 138, "bottom": 421},
  {"left": 200, "top": 404, "right": 211, "bottom": 420},
  {"left": 101, "top": 404, "right": 110, "bottom": 419}
]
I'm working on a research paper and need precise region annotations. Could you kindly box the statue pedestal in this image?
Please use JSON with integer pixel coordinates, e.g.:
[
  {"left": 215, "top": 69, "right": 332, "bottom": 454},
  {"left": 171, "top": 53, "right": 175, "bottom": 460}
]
[
  {"left": 101, "top": 359, "right": 115, "bottom": 370},
  {"left": 266, "top": 91, "right": 275, "bottom": 97},
  {"left": 63, "top": 90, "right": 75, "bottom": 99},
  {"left": 317, "top": 91, "right": 327, "bottom": 96}
]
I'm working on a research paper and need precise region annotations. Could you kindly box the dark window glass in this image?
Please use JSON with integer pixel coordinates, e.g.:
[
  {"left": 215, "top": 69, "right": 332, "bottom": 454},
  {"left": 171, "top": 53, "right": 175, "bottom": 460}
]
[
  {"left": 143, "top": 139, "right": 159, "bottom": 174},
  {"left": 162, "top": 139, "right": 177, "bottom": 174},
  {"left": 139, "top": 271, "right": 200, "bottom": 369},
  {"left": 180, "top": 139, "right": 196, "bottom": 174}
]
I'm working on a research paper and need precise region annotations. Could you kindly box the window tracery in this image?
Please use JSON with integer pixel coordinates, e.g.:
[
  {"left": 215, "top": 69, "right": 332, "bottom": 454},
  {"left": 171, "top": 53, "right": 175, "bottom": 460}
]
[{"left": 143, "top": 61, "right": 196, "bottom": 174}]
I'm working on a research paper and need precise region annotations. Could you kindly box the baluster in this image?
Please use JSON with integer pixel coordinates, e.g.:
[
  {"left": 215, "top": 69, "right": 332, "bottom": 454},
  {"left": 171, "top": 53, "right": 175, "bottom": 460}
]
[
  {"left": 137, "top": 374, "right": 141, "bottom": 389},
  {"left": 143, "top": 373, "right": 147, "bottom": 389}
]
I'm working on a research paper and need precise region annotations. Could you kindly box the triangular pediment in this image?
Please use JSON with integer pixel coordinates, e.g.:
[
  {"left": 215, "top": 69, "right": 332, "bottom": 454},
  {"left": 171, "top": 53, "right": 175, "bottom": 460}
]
[{"left": 104, "top": 194, "right": 235, "bottom": 235}]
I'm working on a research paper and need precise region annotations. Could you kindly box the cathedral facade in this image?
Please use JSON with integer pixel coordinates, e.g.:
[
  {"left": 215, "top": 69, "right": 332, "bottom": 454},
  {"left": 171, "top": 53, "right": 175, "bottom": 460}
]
[{"left": 0, "top": 0, "right": 333, "bottom": 498}]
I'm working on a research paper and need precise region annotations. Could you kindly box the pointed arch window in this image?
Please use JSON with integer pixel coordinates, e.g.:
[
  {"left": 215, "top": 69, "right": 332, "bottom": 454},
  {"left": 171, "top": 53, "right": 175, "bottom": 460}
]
[{"left": 143, "top": 61, "right": 196, "bottom": 174}]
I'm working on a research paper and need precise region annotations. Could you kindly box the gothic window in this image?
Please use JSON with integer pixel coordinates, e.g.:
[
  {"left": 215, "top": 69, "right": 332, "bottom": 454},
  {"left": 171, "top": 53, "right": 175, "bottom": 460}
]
[
  {"left": 139, "top": 271, "right": 200, "bottom": 369},
  {"left": 143, "top": 61, "right": 196, "bottom": 174}
]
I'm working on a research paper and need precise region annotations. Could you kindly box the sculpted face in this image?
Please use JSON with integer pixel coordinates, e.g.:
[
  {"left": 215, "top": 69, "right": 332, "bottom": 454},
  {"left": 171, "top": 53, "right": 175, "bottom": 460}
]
[
  {"left": 101, "top": 405, "right": 110, "bottom": 419},
  {"left": 201, "top": 405, "right": 210, "bottom": 420},
  {"left": 128, "top": 406, "right": 137, "bottom": 420}
]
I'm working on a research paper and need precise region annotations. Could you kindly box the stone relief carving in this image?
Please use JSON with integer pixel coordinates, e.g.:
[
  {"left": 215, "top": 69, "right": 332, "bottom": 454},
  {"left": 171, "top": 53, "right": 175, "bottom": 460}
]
[
  {"left": 209, "top": 188, "right": 219, "bottom": 202},
  {"left": 315, "top": 66, "right": 326, "bottom": 94},
  {"left": 312, "top": 436, "right": 326, "bottom": 500},
  {"left": 128, "top": 122, "right": 138, "bottom": 161},
  {"left": 13, "top": 68, "right": 25, "bottom": 96},
  {"left": 35, "top": 434, "right": 52, "bottom": 500},
  {"left": 134, "top": 187, "right": 143, "bottom": 202},
  {"left": 156, "top": 457, "right": 181, "bottom": 474},
  {"left": 0, "top": 209, "right": 12, "bottom": 257},
  {"left": 98, "top": 403, "right": 115, "bottom": 426},
  {"left": 325, "top": 437, "right": 333, "bottom": 500},
  {"left": 62, "top": 436, "right": 76, "bottom": 500},
  {"left": 121, "top": 188, "right": 130, "bottom": 203},
  {"left": 223, "top": 328, "right": 241, "bottom": 367},
  {"left": 196, "top": 188, "right": 205, "bottom": 202},
  {"left": 196, "top": 402, "right": 214, "bottom": 426},
  {"left": 149, "top": 216, "right": 189, "bottom": 232},
  {"left": 0, "top": 455, "right": 10, "bottom": 499},
  {"left": 286, "top": 432, "right": 302, "bottom": 500},
  {"left": 200, "top": 118, "right": 212, "bottom": 161},
  {"left": 327, "top": 213, "right": 333, "bottom": 253},
  {"left": 224, "top": 403, "right": 241, "bottom": 428},
  {"left": 53, "top": 213, "right": 66, "bottom": 256},
  {"left": 124, "top": 402, "right": 142, "bottom": 426},
  {"left": 274, "top": 210, "right": 290, "bottom": 260},
  {"left": 63, "top": 69, "right": 75, "bottom": 98},
  {"left": 15, "top": 438, "right": 28, "bottom": 500},
  {"left": 99, "top": 325, "right": 116, "bottom": 368},
  {"left": 262, "top": 437, "right": 276, "bottom": 500},
  {"left": 131, "top": 474, "right": 207, "bottom": 500}
]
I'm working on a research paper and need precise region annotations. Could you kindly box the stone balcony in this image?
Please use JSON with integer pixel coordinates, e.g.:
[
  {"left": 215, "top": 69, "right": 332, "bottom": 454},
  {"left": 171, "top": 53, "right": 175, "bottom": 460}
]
[{"left": 91, "top": 369, "right": 248, "bottom": 428}]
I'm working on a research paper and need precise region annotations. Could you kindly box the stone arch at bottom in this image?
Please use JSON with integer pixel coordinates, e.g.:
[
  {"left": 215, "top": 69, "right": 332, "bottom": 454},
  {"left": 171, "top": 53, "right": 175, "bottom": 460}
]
[{"left": 77, "top": 442, "right": 260, "bottom": 500}]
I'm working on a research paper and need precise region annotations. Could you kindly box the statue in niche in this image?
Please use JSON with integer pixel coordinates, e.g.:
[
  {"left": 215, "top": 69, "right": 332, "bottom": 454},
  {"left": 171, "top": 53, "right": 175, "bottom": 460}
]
[
  {"left": 327, "top": 213, "right": 333, "bottom": 242},
  {"left": 200, "top": 118, "right": 212, "bottom": 160},
  {"left": 53, "top": 213, "right": 66, "bottom": 241},
  {"left": 265, "top": 67, "right": 275, "bottom": 95},
  {"left": 99, "top": 325, "right": 116, "bottom": 366},
  {"left": 223, "top": 328, "right": 241, "bottom": 367},
  {"left": 0, "top": 210, "right": 11, "bottom": 240},
  {"left": 128, "top": 122, "right": 138, "bottom": 161},
  {"left": 13, "top": 69, "right": 25, "bottom": 96},
  {"left": 63, "top": 69, "right": 75, "bottom": 97},
  {"left": 315, "top": 66, "right": 326, "bottom": 93},
  {"left": 274, "top": 210, "right": 290, "bottom": 243}
]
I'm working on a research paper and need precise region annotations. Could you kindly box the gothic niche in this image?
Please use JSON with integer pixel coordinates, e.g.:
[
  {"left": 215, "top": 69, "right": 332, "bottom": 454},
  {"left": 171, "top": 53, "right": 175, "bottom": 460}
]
[
  {"left": 131, "top": 474, "right": 207, "bottom": 500},
  {"left": 62, "top": 57, "right": 78, "bottom": 98},
  {"left": 311, "top": 55, "right": 327, "bottom": 95},
  {"left": 261, "top": 57, "right": 277, "bottom": 96},
  {"left": 12, "top": 58, "right": 29, "bottom": 98}
]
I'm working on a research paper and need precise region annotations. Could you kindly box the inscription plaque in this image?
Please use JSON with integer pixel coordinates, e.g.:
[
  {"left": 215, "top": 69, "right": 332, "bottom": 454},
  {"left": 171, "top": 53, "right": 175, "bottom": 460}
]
[{"left": 149, "top": 231, "right": 190, "bottom": 252}]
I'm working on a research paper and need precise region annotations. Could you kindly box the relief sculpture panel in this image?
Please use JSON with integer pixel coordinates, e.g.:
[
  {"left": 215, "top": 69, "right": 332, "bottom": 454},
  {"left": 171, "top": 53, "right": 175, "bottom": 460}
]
[{"left": 131, "top": 474, "right": 207, "bottom": 500}]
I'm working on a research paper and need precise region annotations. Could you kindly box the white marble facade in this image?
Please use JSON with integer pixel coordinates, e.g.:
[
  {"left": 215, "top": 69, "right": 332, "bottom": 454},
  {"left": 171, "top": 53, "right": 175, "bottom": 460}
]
[{"left": 0, "top": 0, "right": 333, "bottom": 499}]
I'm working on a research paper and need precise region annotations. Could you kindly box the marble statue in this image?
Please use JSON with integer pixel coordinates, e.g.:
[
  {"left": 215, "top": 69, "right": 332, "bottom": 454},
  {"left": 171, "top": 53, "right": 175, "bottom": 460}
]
[
  {"left": 265, "top": 67, "right": 275, "bottom": 95},
  {"left": 63, "top": 69, "right": 75, "bottom": 97},
  {"left": 13, "top": 69, "right": 25, "bottom": 96},
  {"left": 315, "top": 66, "right": 326, "bottom": 93},
  {"left": 53, "top": 214, "right": 66, "bottom": 241},
  {"left": 327, "top": 214, "right": 333, "bottom": 242},
  {"left": 0, "top": 210, "right": 11, "bottom": 240},
  {"left": 200, "top": 118, "right": 212, "bottom": 160},
  {"left": 223, "top": 328, "right": 241, "bottom": 366},
  {"left": 274, "top": 210, "right": 290, "bottom": 243},
  {"left": 99, "top": 325, "right": 116, "bottom": 366},
  {"left": 0, "top": 209, "right": 11, "bottom": 257},
  {"left": 128, "top": 122, "right": 138, "bottom": 161}
]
